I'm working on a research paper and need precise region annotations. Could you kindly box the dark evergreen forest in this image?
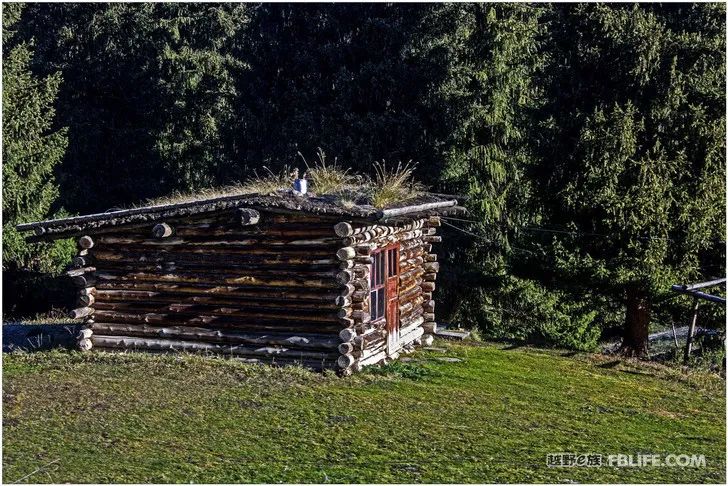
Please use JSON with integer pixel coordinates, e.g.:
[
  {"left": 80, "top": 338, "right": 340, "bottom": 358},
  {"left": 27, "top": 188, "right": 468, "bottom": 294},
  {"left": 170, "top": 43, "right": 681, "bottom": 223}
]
[{"left": 3, "top": 3, "right": 725, "bottom": 354}]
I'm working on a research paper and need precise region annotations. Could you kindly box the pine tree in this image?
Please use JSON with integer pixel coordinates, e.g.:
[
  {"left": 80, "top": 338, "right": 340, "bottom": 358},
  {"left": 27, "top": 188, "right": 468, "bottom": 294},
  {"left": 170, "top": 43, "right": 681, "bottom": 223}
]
[
  {"left": 416, "top": 4, "right": 553, "bottom": 336},
  {"left": 15, "top": 3, "right": 249, "bottom": 212},
  {"left": 2, "top": 3, "right": 73, "bottom": 273},
  {"left": 232, "top": 4, "right": 441, "bottom": 182},
  {"left": 532, "top": 3, "right": 726, "bottom": 355}
]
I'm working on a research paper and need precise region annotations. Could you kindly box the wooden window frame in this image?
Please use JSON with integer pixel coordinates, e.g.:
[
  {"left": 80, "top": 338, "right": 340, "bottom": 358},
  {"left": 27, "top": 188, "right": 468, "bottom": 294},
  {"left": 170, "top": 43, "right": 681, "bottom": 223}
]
[{"left": 369, "top": 243, "right": 399, "bottom": 323}]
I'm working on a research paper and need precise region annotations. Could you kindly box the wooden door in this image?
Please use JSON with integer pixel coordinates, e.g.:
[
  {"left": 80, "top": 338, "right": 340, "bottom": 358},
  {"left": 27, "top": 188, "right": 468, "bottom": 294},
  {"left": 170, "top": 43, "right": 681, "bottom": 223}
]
[
  {"left": 370, "top": 243, "right": 401, "bottom": 355},
  {"left": 385, "top": 244, "right": 400, "bottom": 354}
]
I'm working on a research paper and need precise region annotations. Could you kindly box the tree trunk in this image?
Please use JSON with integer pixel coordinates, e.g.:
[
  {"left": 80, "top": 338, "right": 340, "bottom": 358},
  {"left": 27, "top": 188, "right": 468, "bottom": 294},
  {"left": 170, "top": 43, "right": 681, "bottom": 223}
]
[{"left": 620, "top": 287, "right": 650, "bottom": 357}]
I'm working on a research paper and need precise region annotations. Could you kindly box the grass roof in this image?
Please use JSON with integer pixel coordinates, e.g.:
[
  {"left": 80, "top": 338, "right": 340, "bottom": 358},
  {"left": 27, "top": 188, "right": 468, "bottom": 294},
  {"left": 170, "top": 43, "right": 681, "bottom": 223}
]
[{"left": 145, "top": 154, "right": 427, "bottom": 210}]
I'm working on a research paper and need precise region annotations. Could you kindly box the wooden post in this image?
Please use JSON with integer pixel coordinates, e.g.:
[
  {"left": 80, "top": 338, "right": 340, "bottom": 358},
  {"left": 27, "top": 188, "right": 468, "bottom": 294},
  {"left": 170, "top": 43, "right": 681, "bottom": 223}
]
[{"left": 684, "top": 297, "right": 700, "bottom": 363}]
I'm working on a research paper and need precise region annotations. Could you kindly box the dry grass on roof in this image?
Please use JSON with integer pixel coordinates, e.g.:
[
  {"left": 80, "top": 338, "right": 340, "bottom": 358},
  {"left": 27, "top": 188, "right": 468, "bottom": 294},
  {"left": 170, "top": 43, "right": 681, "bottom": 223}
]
[
  {"left": 369, "top": 161, "right": 426, "bottom": 208},
  {"left": 142, "top": 153, "right": 428, "bottom": 209},
  {"left": 140, "top": 167, "right": 297, "bottom": 208}
]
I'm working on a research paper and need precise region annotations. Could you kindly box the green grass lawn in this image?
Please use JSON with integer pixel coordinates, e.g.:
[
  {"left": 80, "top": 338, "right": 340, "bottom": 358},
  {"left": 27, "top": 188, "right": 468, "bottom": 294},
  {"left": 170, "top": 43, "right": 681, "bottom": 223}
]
[{"left": 3, "top": 341, "right": 725, "bottom": 483}]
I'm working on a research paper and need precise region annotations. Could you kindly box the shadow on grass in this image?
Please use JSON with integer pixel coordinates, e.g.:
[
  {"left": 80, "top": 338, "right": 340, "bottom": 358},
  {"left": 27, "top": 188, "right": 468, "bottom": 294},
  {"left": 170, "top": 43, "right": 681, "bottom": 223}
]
[{"left": 2, "top": 323, "right": 82, "bottom": 353}]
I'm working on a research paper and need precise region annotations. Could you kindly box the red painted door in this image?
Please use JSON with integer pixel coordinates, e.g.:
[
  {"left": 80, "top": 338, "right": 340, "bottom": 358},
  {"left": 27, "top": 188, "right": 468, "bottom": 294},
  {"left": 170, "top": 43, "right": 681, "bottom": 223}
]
[
  {"left": 370, "top": 243, "right": 401, "bottom": 355},
  {"left": 385, "top": 244, "right": 400, "bottom": 354}
]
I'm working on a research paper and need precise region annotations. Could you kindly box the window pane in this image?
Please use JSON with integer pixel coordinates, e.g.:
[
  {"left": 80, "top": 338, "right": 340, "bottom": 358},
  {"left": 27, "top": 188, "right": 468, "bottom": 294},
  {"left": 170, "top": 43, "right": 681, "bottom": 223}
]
[
  {"left": 377, "top": 253, "right": 384, "bottom": 286},
  {"left": 387, "top": 249, "right": 397, "bottom": 277},
  {"left": 370, "top": 257, "right": 375, "bottom": 286},
  {"left": 377, "top": 288, "right": 385, "bottom": 319},
  {"left": 370, "top": 290, "right": 377, "bottom": 319}
]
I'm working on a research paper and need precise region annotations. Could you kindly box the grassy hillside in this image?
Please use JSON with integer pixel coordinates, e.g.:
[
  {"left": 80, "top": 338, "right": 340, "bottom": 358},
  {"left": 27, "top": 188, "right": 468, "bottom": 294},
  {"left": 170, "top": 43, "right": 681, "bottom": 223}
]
[{"left": 3, "top": 342, "right": 725, "bottom": 483}]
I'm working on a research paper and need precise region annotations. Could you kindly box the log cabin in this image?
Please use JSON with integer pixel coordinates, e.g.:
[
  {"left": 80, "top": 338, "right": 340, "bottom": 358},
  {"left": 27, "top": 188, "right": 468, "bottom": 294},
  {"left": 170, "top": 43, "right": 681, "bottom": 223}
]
[{"left": 17, "top": 188, "right": 464, "bottom": 374}]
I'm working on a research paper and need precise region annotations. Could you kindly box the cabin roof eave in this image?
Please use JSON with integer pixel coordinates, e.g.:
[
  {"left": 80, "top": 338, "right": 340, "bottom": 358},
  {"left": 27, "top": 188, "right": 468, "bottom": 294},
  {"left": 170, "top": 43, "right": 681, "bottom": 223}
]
[{"left": 17, "top": 192, "right": 464, "bottom": 241}]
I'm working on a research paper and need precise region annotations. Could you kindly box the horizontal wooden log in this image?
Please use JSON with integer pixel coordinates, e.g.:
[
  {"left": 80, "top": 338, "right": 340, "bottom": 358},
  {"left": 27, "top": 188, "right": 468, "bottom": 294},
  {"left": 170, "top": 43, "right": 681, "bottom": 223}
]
[
  {"left": 337, "top": 284, "right": 355, "bottom": 298},
  {"left": 337, "top": 353, "right": 355, "bottom": 369},
  {"left": 398, "top": 278, "right": 423, "bottom": 296},
  {"left": 77, "top": 328, "right": 94, "bottom": 340},
  {"left": 352, "top": 310, "right": 371, "bottom": 324},
  {"left": 355, "top": 244, "right": 375, "bottom": 256},
  {"left": 399, "top": 316, "right": 425, "bottom": 336},
  {"left": 96, "top": 235, "right": 343, "bottom": 248},
  {"left": 427, "top": 216, "right": 441, "bottom": 227},
  {"left": 335, "top": 295, "right": 351, "bottom": 307},
  {"left": 93, "top": 244, "right": 335, "bottom": 258},
  {"left": 268, "top": 214, "right": 342, "bottom": 224},
  {"left": 91, "top": 311, "right": 341, "bottom": 333},
  {"left": 78, "top": 338, "right": 93, "bottom": 351},
  {"left": 378, "top": 200, "right": 457, "bottom": 219},
  {"left": 400, "top": 256, "right": 425, "bottom": 269},
  {"left": 69, "top": 307, "right": 95, "bottom": 319},
  {"left": 71, "top": 255, "right": 93, "bottom": 268},
  {"left": 93, "top": 301, "right": 339, "bottom": 321},
  {"left": 79, "top": 287, "right": 96, "bottom": 297},
  {"left": 95, "top": 289, "right": 338, "bottom": 309},
  {"left": 423, "top": 312, "right": 435, "bottom": 322},
  {"left": 401, "top": 309, "right": 424, "bottom": 328},
  {"left": 399, "top": 267, "right": 425, "bottom": 283},
  {"left": 152, "top": 223, "right": 174, "bottom": 239},
  {"left": 352, "top": 349, "right": 388, "bottom": 371},
  {"left": 78, "top": 293, "right": 95, "bottom": 306},
  {"left": 400, "top": 298, "right": 424, "bottom": 316},
  {"left": 423, "top": 300, "right": 435, "bottom": 312},
  {"left": 424, "top": 253, "right": 437, "bottom": 262},
  {"left": 337, "top": 247, "right": 356, "bottom": 260},
  {"left": 237, "top": 208, "right": 260, "bottom": 226},
  {"left": 91, "top": 335, "right": 339, "bottom": 361},
  {"left": 334, "top": 222, "right": 354, "bottom": 237},
  {"left": 338, "top": 342, "right": 355, "bottom": 354},
  {"left": 91, "top": 249, "right": 338, "bottom": 267},
  {"left": 423, "top": 272, "right": 437, "bottom": 281},
  {"left": 336, "top": 270, "right": 353, "bottom": 285},
  {"left": 94, "top": 262, "right": 338, "bottom": 279},
  {"left": 422, "top": 321, "right": 437, "bottom": 333},
  {"left": 171, "top": 225, "right": 336, "bottom": 239},
  {"left": 78, "top": 235, "right": 94, "bottom": 249},
  {"left": 399, "top": 326, "right": 425, "bottom": 348},
  {"left": 90, "top": 323, "right": 339, "bottom": 350},
  {"left": 95, "top": 282, "right": 339, "bottom": 301},
  {"left": 72, "top": 275, "right": 96, "bottom": 287},
  {"left": 95, "top": 270, "right": 339, "bottom": 289},
  {"left": 66, "top": 266, "right": 96, "bottom": 277},
  {"left": 424, "top": 262, "right": 440, "bottom": 273},
  {"left": 351, "top": 279, "right": 370, "bottom": 293},
  {"left": 422, "top": 281, "right": 436, "bottom": 292},
  {"left": 339, "top": 328, "right": 357, "bottom": 342}
]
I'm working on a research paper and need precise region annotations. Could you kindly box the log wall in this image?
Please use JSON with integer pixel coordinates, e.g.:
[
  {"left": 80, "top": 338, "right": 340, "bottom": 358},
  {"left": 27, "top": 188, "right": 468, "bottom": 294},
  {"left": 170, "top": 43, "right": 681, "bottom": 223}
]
[
  {"left": 67, "top": 209, "right": 442, "bottom": 374},
  {"left": 333, "top": 215, "right": 441, "bottom": 374}
]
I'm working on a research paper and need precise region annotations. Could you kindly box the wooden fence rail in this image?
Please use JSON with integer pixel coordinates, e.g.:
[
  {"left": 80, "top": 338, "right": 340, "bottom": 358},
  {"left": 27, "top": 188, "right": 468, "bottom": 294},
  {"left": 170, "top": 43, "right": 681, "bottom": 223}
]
[{"left": 670, "top": 278, "right": 726, "bottom": 363}]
